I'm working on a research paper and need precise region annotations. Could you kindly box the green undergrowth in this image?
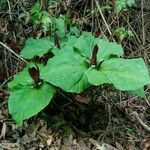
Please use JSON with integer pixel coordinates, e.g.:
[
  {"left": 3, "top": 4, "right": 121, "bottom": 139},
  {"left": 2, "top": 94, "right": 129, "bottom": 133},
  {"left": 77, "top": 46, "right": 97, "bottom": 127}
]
[
  {"left": 7, "top": 1, "right": 150, "bottom": 133},
  {"left": 8, "top": 20, "right": 150, "bottom": 124}
]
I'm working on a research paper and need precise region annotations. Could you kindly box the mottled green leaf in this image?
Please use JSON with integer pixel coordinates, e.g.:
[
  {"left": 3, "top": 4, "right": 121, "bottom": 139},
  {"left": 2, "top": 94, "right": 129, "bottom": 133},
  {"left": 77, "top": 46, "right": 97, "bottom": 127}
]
[
  {"left": 73, "top": 32, "right": 95, "bottom": 59},
  {"left": 73, "top": 32, "right": 124, "bottom": 62},
  {"left": 41, "top": 11, "right": 52, "bottom": 31},
  {"left": 128, "top": 87, "right": 146, "bottom": 98},
  {"left": 8, "top": 83, "right": 55, "bottom": 124},
  {"left": 95, "top": 38, "right": 124, "bottom": 62},
  {"left": 55, "top": 15, "right": 65, "bottom": 30},
  {"left": 87, "top": 58, "right": 150, "bottom": 91},
  {"left": 20, "top": 36, "right": 54, "bottom": 59},
  {"left": 41, "top": 48, "right": 90, "bottom": 93},
  {"left": 115, "top": 0, "right": 135, "bottom": 13},
  {"left": 8, "top": 63, "right": 44, "bottom": 90}
]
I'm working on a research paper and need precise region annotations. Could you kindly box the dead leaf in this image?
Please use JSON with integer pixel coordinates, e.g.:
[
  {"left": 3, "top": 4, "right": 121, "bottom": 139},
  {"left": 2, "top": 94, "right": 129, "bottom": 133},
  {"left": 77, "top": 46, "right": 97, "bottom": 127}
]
[
  {"left": 115, "top": 142, "right": 125, "bottom": 150},
  {"left": 61, "top": 135, "right": 73, "bottom": 150},
  {"left": 141, "top": 136, "right": 150, "bottom": 150},
  {"left": 0, "top": 122, "right": 7, "bottom": 139},
  {"left": 0, "top": 19, "right": 8, "bottom": 33},
  {"left": 101, "top": 143, "right": 118, "bottom": 150},
  {"left": 47, "top": 135, "right": 53, "bottom": 146},
  {"left": 89, "top": 138, "right": 101, "bottom": 149},
  {"left": 20, "top": 133, "right": 32, "bottom": 144},
  {"left": 128, "top": 145, "right": 136, "bottom": 150},
  {"left": 0, "top": 140, "right": 20, "bottom": 150},
  {"left": 89, "top": 139, "right": 119, "bottom": 150},
  {"left": 74, "top": 95, "right": 89, "bottom": 104},
  {"left": 78, "top": 140, "right": 90, "bottom": 150}
]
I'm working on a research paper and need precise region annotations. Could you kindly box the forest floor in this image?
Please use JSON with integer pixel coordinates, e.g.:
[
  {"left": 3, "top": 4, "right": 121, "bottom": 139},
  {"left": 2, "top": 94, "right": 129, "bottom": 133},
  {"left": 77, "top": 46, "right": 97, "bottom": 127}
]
[{"left": 0, "top": 0, "right": 150, "bottom": 149}]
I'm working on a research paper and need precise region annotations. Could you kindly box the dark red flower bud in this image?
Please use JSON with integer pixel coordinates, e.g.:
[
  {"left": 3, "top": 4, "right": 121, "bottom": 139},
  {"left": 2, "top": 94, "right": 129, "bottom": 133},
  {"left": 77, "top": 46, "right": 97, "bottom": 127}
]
[{"left": 90, "top": 45, "right": 99, "bottom": 67}]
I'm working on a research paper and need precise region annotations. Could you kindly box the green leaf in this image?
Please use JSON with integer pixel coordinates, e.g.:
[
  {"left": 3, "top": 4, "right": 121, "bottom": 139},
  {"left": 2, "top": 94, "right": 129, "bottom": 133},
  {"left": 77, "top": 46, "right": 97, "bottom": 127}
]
[
  {"left": 95, "top": 39, "right": 124, "bottom": 62},
  {"left": 41, "top": 48, "right": 91, "bottom": 93},
  {"left": 69, "top": 27, "right": 81, "bottom": 37},
  {"left": 30, "top": 3, "right": 41, "bottom": 14},
  {"left": 128, "top": 87, "right": 146, "bottom": 98},
  {"left": 64, "top": 36, "right": 78, "bottom": 47},
  {"left": 115, "top": 0, "right": 135, "bottom": 13},
  {"left": 73, "top": 32, "right": 95, "bottom": 59},
  {"left": 31, "top": 12, "right": 42, "bottom": 24},
  {"left": 41, "top": 11, "right": 52, "bottom": 31},
  {"left": 114, "top": 27, "right": 134, "bottom": 41},
  {"left": 87, "top": 68, "right": 111, "bottom": 86},
  {"left": 73, "top": 32, "right": 124, "bottom": 62},
  {"left": 20, "top": 36, "right": 54, "bottom": 59},
  {"left": 55, "top": 15, "right": 66, "bottom": 34},
  {"left": 87, "top": 58, "right": 150, "bottom": 91},
  {"left": 8, "top": 83, "right": 55, "bottom": 124},
  {"left": 8, "top": 63, "right": 44, "bottom": 90}
]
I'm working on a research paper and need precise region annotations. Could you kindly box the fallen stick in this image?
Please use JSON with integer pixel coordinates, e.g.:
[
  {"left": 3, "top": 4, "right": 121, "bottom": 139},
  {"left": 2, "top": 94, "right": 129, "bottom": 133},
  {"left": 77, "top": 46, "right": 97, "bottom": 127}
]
[
  {"left": 132, "top": 111, "right": 150, "bottom": 132},
  {"left": 0, "top": 42, "right": 28, "bottom": 64}
]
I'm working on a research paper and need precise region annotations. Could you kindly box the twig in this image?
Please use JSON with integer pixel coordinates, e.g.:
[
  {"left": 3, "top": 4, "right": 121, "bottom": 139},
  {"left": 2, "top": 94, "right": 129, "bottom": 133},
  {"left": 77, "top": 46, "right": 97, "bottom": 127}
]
[
  {"left": 6, "top": 0, "right": 12, "bottom": 21},
  {"left": 0, "top": 12, "right": 19, "bottom": 14},
  {"left": 6, "top": 0, "right": 16, "bottom": 42},
  {"left": 0, "top": 76, "right": 13, "bottom": 88},
  {"left": 0, "top": 42, "right": 28, "bottom": 64},
  {"left": 120, "top": 14, "right": 141, "bottom": 44},
  {"left": 4, "top": 49, "right": 9, "bottom": 78},
  {"left": 91, "top": 0, "right": 94, "bottom": 32},
  {"left": 132, "top": 111, "right": 150, "bottom": 132},
  {"left": 145, "top": 99, "right": 150, "bottom": 107},
  {"left": 141, "top": 0, "right": 145, "bottom": 46},
  {"left": 94, "top": 0, "right": 115, "bottom": 42},
  {"left": 132, "top": 5, "right": 150, "bottom": 11}
]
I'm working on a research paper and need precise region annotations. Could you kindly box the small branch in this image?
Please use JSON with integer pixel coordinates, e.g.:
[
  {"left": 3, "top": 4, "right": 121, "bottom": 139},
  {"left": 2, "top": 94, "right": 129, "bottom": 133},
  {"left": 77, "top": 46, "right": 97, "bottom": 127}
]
[
  {"left": 0, "top": 42, "right": 28, "bottom": 64},
  {"left": 141, "top": 0, "right": 145, "bottom": 46},
  {"left": 132, "top": 5, "right": 150, "bottom": 12},
  {"left": 89, "top": 138, "right": 101, "bottom": 149},
  {"left": 0, "top": 76, "right": 12, "bottom": 88},
  {"left": 94, "top": 0, "right": 115, "bottom": 42},
  {"left": 6, "top": 0, "right": 12, "bottom": 21},
  {"left": 6, "top": 0, "right": 16, "bottom": 41},
  {"left": 132, "top": 111, "right": 150, "bottom": 132}
]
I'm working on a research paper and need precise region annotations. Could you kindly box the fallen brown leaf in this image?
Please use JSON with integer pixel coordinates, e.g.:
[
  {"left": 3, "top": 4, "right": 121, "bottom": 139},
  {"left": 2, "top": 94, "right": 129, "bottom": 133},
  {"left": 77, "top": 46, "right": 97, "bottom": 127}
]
[{"left": 142, "top": 136, "right": 150, "bottom": 150}]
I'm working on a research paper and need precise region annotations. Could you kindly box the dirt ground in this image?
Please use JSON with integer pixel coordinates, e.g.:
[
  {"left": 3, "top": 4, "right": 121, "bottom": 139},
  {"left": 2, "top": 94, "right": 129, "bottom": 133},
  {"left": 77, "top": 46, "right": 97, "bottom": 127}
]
[{"left": 0, "top": 0, "right": 150, "bottom": 149}]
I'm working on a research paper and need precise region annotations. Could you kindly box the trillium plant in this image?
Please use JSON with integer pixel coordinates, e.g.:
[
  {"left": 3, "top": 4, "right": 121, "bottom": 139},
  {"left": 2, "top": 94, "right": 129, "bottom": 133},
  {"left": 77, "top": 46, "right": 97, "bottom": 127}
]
[{"left": 8, "top": 27, "right": 150, "bottom": 124}]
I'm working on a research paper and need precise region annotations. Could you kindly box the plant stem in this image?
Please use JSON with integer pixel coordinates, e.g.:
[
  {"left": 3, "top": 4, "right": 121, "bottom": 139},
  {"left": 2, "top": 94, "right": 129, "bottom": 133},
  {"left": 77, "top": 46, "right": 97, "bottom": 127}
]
[
  {"left": 54, "top": 32, "right": 61, "bottom": 49},
  {"left": 85, "top": 88, "right": 100, "bottom": 131}
]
